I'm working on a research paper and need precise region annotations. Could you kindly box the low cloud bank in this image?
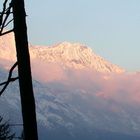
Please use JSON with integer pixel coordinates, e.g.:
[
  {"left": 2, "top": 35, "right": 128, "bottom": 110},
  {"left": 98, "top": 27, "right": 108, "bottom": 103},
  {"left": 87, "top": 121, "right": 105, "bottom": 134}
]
[{"left": 31, "top": 60, "right": 140, "bottom": 105}]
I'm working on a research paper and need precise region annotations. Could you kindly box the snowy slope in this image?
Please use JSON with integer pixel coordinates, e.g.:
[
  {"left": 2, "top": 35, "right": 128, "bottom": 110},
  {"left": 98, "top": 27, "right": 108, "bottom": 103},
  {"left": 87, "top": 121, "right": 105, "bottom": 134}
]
[
  {"left": 1, "top": 68, "right": 140, "bottom": 140},
  {"left": 30, "top": 42, "right": 124, "bottom": 73}
]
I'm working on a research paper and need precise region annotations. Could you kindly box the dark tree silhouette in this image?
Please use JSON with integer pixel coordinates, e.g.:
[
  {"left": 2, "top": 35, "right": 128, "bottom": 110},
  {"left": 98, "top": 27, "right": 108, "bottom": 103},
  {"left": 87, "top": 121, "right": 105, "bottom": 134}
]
[
  {"left": 0, "top": 0, "right": 38, "bottom": 140},
  {"left": 12, "top": 0, "right": 38, "bottom": 140},
  {"left": 0, "top": 116, "right": 15, "bottom": 140}
]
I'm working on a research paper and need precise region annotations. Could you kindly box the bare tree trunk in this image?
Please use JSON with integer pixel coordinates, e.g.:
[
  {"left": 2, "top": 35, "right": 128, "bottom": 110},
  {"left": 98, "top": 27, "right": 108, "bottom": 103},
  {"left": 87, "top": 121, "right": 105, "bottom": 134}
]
[{"left": 12, "top": 0, "right": 38, "bottom": 140}]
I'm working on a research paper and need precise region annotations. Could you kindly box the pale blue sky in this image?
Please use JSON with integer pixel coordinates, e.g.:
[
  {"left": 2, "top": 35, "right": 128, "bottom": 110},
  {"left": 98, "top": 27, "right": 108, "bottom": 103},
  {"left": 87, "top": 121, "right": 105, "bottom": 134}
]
[{"left": 1, "top": 0, "right": 140, "bottom": 71}]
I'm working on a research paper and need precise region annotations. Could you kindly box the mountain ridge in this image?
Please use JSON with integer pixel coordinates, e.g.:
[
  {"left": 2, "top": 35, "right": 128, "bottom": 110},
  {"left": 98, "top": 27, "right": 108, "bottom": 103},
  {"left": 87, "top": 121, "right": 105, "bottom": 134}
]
[
  {"left": 0, "top": 32, "right": 124, "bottom": 73},
  {"left": 30, "top": 42, "right": 125, "bottom": 73}
]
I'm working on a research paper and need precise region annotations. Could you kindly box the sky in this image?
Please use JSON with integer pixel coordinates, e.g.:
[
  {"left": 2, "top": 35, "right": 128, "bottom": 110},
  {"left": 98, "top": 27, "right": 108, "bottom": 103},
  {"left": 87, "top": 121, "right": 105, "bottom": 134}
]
[{"left": 1, "top": 0, "right": 140, "bottom": 71}]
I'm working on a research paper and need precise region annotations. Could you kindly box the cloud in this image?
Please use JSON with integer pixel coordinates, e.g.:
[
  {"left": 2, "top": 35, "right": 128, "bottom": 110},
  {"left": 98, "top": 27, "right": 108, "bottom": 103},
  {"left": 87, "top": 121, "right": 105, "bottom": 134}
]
[
  {"left": 31, "top": 59, "right": 67, "bottom": 82},
  {"left": 31, "top": 60, "right": 140, "bottom": 105}
]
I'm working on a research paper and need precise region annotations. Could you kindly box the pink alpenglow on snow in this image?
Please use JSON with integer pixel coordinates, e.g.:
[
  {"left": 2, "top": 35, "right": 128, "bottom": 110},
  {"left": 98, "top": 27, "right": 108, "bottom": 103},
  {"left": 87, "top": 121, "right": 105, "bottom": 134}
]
[{"left": 0, "top": 32, "right": 140, "bottom": 105}]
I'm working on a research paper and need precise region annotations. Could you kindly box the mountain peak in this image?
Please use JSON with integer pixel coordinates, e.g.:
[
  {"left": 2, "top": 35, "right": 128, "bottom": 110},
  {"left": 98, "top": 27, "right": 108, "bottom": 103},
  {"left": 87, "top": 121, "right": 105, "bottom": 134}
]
[
  {"left": 52, "top": 42, "right": 92, "bottom": 53},
  {"left": 0, "top": 33, "right": 124, "bottom": 73},
  {"left": 31, "top": 42, "right": 124, "bottom": 73}
]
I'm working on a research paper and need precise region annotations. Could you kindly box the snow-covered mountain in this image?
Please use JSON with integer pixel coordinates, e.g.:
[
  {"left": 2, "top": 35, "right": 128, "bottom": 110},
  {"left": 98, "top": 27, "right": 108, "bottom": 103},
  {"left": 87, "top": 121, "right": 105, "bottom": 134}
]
[
  {"left": 0, "top": 32, "right": 140, "bottom": 140},
  {"left": 30, "top": 42, "right": 124, "bottom": 73},
  {"left": 0, "top": 32, "right": 124, "bottom": 73}
]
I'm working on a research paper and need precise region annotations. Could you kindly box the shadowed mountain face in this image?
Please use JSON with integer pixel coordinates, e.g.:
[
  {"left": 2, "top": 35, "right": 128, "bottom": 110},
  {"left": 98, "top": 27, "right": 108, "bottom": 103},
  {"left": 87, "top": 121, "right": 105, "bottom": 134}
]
[{"left": 0, "top": 33, "right": 140, "bottom": 140}]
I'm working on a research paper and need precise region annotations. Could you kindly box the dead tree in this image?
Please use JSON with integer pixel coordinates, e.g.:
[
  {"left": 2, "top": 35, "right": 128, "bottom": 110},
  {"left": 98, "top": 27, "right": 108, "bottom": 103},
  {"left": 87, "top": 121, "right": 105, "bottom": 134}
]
[
  {"left": 12, "top": 0, "right": 38, "bottom": 140},
  {"left": 0, "top": 0, "right": 38, "bottom": 140}
]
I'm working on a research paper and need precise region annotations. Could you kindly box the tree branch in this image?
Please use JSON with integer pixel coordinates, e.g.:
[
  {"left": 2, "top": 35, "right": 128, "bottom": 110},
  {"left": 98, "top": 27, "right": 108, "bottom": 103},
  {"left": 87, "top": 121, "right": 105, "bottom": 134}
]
[
  {"left": 0, "top": 77, "right": 18, "bottom": 86},
  {"left": 0, "top": 29, "right": 13, "bottom": 36},
  {"left": 4, "top": 18, "right": 13, "bottom": 27},
  {"left": 0, "top": 0, "right": 13, "bottom": 35},
  {"left": 0, "top": 62, "right": 18, "bottom": 96}
]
